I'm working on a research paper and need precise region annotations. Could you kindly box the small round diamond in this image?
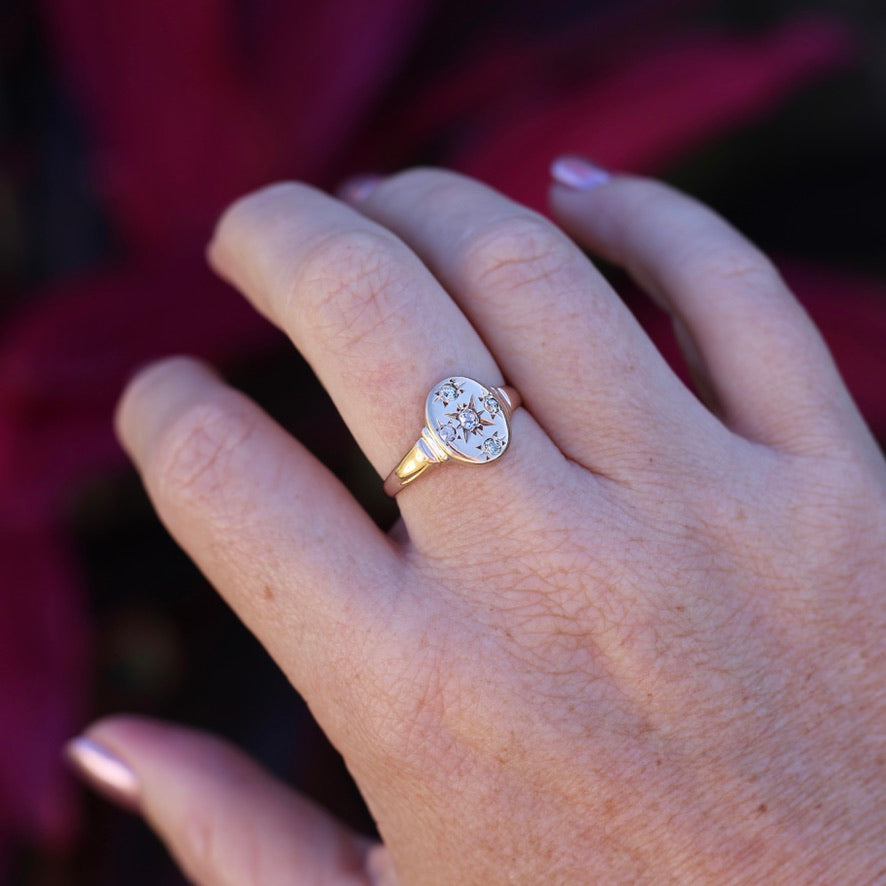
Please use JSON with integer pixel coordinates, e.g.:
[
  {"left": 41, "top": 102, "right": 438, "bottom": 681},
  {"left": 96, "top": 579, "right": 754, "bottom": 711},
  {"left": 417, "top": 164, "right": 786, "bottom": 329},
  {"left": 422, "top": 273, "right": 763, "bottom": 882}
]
[
  {"left": 438, "top": 424, "right": 456, "bottom": 443},
  {"left": 458, "top": 408, "right": 480, "bottom": 430},
  {"left": 438, "top": 383, "right": 458, "bottom": 401},
  {"left": 482, "top": 437, "right": 504, "bottom": 458},
  {"left": 483, "top": 396, "right": 500, "bottom": 416}
]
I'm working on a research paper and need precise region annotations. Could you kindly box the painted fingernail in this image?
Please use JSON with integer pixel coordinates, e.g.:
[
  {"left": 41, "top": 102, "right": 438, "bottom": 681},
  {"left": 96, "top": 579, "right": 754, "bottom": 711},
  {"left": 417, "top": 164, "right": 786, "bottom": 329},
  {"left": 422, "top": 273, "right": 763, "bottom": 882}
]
[
  {"left": 65, "top": 736, "right": 141, "bottom": 810},
  {"left": 550, "top": 155, "right": 611, "bottom": 191},
  {"left": 338, "top": 173, "right": 383, "bottom": 203}
]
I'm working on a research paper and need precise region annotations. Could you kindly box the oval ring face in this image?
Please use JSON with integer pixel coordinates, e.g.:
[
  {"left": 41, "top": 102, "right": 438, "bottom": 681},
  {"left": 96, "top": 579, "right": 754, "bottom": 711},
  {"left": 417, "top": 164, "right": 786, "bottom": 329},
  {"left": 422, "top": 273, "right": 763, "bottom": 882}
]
[{"left": 425, "top": 376, "right": 510, "bottom": 464}]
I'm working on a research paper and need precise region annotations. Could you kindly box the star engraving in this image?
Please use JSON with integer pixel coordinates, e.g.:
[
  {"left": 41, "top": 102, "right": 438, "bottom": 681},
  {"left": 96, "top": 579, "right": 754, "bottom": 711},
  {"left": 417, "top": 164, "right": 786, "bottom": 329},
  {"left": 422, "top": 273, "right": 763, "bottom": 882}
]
[
  {"left": 435, "top": 420, "right": 457, "bottom": 446},
  {"left": 482, "top": 395, "right": 500, "bottom": 417},
  {"left": 478, "top": 430, "right": 506, "bottom": 460},
  {"left": 446, "top": 394, "right": 494, "bottom": 442},
  {"left": 433, "top": 379, "right": 464, "bottom": 406}
]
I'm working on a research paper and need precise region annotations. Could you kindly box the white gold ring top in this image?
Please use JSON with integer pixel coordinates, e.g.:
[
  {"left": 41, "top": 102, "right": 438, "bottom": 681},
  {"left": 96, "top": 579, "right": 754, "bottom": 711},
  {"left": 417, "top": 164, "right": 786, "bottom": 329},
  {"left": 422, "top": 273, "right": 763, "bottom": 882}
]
[{"left": 384, "top": 376, "right": 520, "bottom": 496}]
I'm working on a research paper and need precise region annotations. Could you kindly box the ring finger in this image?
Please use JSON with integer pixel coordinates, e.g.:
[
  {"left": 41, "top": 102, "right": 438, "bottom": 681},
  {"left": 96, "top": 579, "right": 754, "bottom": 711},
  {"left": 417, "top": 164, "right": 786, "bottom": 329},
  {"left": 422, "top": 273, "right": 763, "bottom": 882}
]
[{"left": 342, "top": 168, "right": 720, "bottom": 473}]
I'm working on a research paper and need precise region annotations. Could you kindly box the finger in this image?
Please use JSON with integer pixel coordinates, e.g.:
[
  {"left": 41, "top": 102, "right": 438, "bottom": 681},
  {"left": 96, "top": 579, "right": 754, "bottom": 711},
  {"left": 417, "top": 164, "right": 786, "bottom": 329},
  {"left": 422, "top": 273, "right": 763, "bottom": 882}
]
[
  {"left": 549, "top": 163, "right": 870, "bottom": 453},
  {"left": 207, "top": 183, "right": 558, "bottom": 510},
  {"left": 116, "top": 356, "right": 403, "bottom": 733},
  {"left": 342, "top": 167, "right": 711, "bottom": 469},
  {"left": 66, "top": 717, "right": 394, "bottom": 886}
]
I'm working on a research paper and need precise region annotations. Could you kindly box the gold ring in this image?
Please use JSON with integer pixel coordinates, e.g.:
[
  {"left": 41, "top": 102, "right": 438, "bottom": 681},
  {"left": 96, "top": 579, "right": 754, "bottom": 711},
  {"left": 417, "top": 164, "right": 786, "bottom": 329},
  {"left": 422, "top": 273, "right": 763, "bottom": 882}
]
[{"left": 384, "top": 376, "right": 521, "bottom": 497}]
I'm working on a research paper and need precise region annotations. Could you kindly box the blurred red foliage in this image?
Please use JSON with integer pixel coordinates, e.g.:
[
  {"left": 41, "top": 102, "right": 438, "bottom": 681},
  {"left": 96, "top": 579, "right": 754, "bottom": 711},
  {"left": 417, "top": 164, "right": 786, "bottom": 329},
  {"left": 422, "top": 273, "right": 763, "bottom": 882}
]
[{"left": 2, "top": 0, "right": 884, "bottom": 869}]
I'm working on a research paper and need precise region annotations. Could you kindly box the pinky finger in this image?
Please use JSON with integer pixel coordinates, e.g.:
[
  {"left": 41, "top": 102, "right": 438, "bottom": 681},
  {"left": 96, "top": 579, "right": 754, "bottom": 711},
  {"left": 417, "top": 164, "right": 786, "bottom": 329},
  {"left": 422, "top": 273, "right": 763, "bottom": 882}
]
[
  {"left": 549, "top": 163, "right": 877, "bottom": 458},
  {"left": 66, "top": 717, "right": 396, "bottom": 886}
]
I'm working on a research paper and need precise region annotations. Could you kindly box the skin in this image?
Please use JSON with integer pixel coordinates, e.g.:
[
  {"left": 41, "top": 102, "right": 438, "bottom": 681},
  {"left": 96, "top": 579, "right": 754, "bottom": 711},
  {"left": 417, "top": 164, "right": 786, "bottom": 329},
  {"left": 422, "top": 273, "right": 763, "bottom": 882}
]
[{"left": 80, "top": 168, "right": 885, "bottom": 884}]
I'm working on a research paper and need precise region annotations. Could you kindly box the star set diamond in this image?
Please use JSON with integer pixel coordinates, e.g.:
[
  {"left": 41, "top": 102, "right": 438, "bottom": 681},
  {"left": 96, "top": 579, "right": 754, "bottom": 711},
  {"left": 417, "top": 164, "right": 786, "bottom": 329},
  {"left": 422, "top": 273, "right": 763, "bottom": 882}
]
[{"left": 425, "top": 376, "right": 511, "bottom": 463}]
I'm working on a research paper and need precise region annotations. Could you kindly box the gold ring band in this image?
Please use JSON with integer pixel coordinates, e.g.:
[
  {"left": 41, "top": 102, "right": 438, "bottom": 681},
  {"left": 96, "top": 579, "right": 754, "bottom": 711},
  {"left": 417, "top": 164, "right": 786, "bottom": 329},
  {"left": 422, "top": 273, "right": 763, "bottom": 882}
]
[{"left": 384, "top": 376, "right": 521, "bottom": 497}]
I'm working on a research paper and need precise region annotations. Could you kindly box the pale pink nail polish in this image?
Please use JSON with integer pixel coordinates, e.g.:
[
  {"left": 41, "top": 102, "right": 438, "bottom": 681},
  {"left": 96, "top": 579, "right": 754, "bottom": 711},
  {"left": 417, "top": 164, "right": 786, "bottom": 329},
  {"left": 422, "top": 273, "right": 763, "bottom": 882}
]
[
  {"left": 338, "top": 173, "right": 383, "bottom": 203},
  {"left": 65, "top": 736, "right": 141, "bottom": 810},
  {"left": 550, "top": 155, "right": 611, "bottom": 191}
]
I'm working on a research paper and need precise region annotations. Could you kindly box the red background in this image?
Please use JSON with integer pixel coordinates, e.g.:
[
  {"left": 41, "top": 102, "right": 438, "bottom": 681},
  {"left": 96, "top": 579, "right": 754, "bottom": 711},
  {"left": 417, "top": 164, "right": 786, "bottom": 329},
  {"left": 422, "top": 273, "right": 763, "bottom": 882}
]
[{"left": 1, "top": 1, "right": 884, "bottom": 881}]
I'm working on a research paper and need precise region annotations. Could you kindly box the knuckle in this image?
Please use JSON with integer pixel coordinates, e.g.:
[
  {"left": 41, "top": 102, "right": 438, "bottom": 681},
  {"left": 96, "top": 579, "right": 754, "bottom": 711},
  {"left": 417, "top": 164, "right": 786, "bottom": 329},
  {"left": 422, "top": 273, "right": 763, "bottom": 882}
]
[
  {"left": 216, "top": 180, "right": 304, "bottom": 237},
  {"left": 787, "top": 463, "right": 883, "bottom": 572},
  {"left": 384, "top": 165, "right": 455, "bottom": 195},
  {"left": 371, "top": 651, "right": 447, "bottom": 754},
  {"left": 178, "top": 804, "right": 262, "bottom": 886},
  {"left": 700, "top": 243, "right": 781, "bottom": 292},
  {"left": 293, "top": 228, "right": 410, "bottom": 351},
  {"left": 225, "top": 179, "right": 309, "bottom": 220},
  {"left": 153, "top": 397, "right": 256, "bottom": 510},
  {"left": 356, "top": 630, "right": 462, "bottom": 772},
  {"left": 461, "top": 213, "right": 582, "bottom": 296},
  {"left": 622, "top": 180, "right": 786, "bottom": 294},
  {"left": 178, "top": 805, "right": 224, "bottom": 883}
]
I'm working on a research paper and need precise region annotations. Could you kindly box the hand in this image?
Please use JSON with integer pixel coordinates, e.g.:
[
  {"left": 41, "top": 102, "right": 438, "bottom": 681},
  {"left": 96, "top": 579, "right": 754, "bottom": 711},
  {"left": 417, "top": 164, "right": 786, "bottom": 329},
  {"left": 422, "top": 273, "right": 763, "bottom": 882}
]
[{"left": 67, "top": 162, "right": 886, "bottom": 884}]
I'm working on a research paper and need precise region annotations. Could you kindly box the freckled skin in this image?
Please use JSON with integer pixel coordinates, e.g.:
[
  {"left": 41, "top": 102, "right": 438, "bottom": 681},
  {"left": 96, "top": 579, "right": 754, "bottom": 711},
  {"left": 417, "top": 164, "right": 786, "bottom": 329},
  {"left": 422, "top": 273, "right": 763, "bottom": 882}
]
[{"left": 100, "top": 170, "right": 886, "bottom": 885}]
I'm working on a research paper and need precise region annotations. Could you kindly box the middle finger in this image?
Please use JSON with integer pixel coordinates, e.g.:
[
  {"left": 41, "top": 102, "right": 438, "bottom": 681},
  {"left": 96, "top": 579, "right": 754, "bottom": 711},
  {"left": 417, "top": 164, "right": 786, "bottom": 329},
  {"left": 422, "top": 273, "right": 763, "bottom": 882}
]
[{"left": 208, "top": 182, "right": 560, "bottom": 525}]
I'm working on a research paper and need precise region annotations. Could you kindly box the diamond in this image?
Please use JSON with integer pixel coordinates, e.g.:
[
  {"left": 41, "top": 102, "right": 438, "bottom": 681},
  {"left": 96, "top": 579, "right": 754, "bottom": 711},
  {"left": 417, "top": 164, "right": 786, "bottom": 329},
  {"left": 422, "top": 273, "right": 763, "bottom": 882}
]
[
  {"left": 483, "top": 396, "right": 500, "bottom": 416},
  {"left": 438, "top": 383, "right": 458, "bottom": 402},
  {"left": 458, "top": 408, "right": 480, "bottom": 430},
  {"left": 482, "top": 437, "right": 504, "bottom": 458},
  {"left": 438, "top": 424, "right": 456, "bottom": 443}
]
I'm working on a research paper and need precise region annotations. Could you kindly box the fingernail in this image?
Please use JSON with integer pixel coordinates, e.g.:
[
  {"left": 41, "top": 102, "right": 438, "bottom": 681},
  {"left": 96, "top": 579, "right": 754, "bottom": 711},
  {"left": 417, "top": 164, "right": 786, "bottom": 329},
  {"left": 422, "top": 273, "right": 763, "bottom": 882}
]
[
  {"left": 550, "top": 155, "right": 611, "bottom": 191},
  {"left": 338, "top": 173, "right": 383, "bottom": 203},
  {"left": 65, "top": 736, "right": 141, "bottom": 810}
]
